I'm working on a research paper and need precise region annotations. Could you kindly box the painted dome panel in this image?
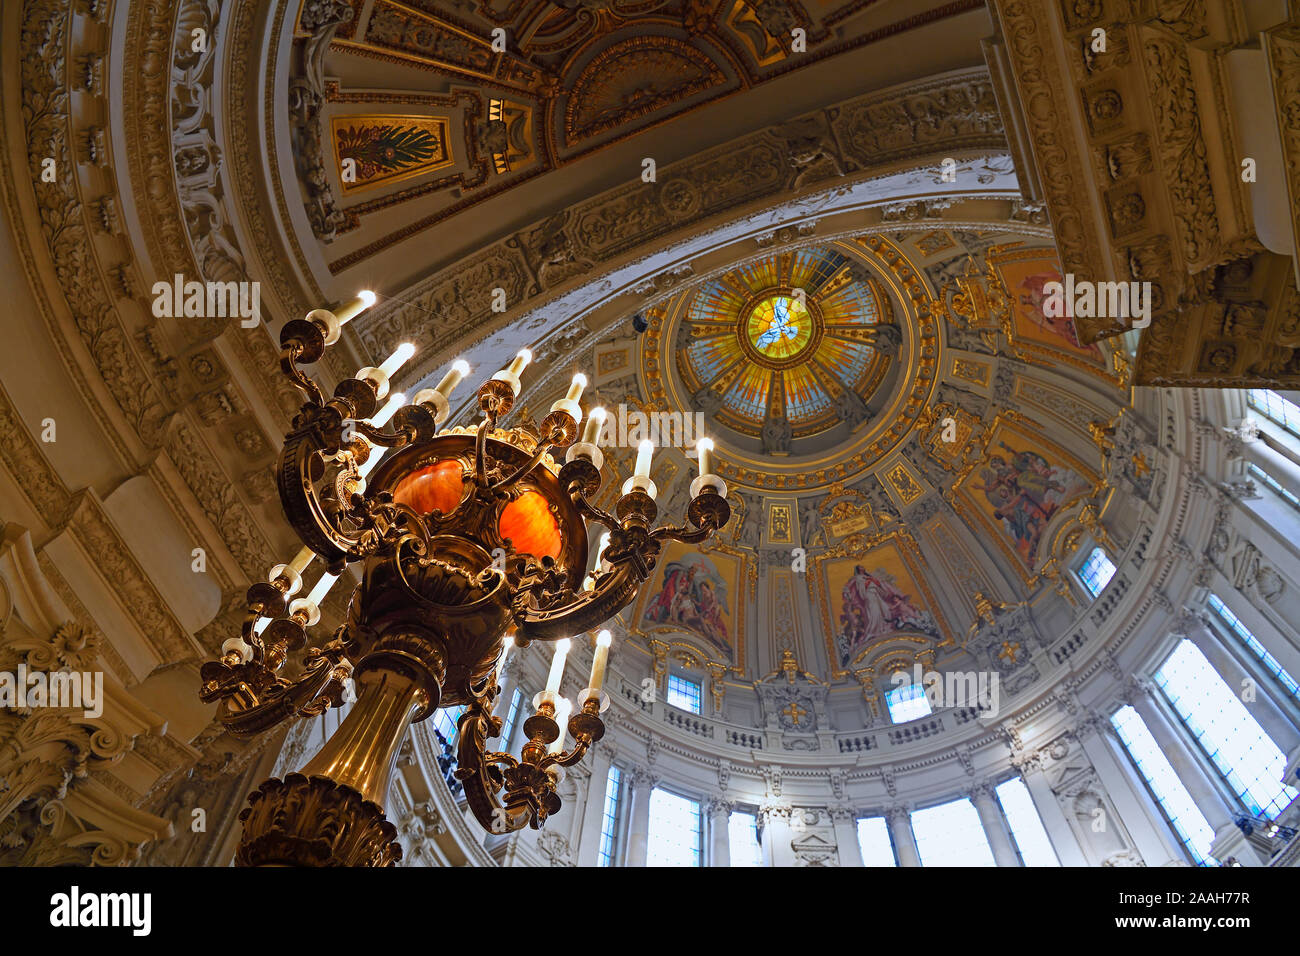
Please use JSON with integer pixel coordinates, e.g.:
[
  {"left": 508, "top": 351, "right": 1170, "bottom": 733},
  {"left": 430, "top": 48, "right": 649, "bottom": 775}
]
[{"left": 721, "top": 362, "right": 772, "bottom": 423}]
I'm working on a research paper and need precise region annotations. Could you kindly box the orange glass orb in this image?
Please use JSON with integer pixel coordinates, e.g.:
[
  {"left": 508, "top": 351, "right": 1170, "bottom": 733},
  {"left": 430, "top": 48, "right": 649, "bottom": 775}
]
[
  {"left": 498, "top": 490, "right": 562, "bottom": 561},
  {"left": 390, "top": 459, "right": 465, "bottom": 516}
]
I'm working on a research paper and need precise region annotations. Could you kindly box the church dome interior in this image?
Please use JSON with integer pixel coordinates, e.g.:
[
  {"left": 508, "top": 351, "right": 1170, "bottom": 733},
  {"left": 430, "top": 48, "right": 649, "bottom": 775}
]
[{"left": 1, "top": 0, "right": 1299, "bottom": 888}]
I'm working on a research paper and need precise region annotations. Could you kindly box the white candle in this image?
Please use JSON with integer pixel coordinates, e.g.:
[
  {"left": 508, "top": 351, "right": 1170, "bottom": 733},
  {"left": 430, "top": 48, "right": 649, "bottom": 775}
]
[
  {"left": 287, "top": 546, "right": 314, "bottom": 576},
  {"left": 634, "top": 439, "right": 653, "bottom": 479},
  {"left": 368, "top": 392, "right": 407, "bottom": 428},
  {"left": 589, "top": 629, "right": 612, "bottom": 692},
  {"left": 545, "top": 638, "right": 571, "bottom": 694},
  {"left": 696, "top": 436, "right": 714, "bottom": 478},
  {"left": 334, "top": 290, "right": 376, "bottom": 325},
  {"left": 582, "top": 406, "right": 607, "bottom": 445},
  {"left": 565, "top": 373, "right": 587, "bottom": 402},
  {"left": 595, "top": 530, "right": 611, "bottom": 570},
  {"left": 548, "top": 697, "right": 572, "bottom": 754},
  {"left": 435, "top": 359, "right": 471, "bottom": 398},
  {"left": 506, "top": 348, "right": 532, "bottom": 377},
  {"left": 378, "top": 342, "right": 416, "bottom": 379},
  {"left": 306, "top": 572, "right": 339, "bottom": 609}
]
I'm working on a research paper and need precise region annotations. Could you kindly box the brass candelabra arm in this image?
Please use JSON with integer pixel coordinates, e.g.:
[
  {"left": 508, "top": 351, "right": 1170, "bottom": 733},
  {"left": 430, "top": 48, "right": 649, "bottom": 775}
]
[
  {"left": 542, "top": 698, "right": 606, "bottom": 770},
  {"left": 488, "top": 415, "right": 574, "bottom": 494},
  {"left": 649, "top": 488, "right": 733, "bottom": 545},
  {"left": 279, "top": 343, "right": 327, "bottom": 408},
  {"left": 454, "top": 685, "right": 539, "bottom": 834}
]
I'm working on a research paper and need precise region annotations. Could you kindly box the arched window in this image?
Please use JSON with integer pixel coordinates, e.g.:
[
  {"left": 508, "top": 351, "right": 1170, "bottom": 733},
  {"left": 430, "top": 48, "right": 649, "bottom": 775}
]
[
  {"left": 855, "top": 816, "right": 897, "bottom": 867},
  {"left": 995, "top": 778, "right": 1059, "bottom": 866},
  {"left": 728, "top": 810, "right": 763, "bottom": 867},
  {"left": 431, "top": 705, "right": 466, "bottom": 745},
  {"left": 909, "top": 797, "right": 997, "bottom": 866},
  {"left": 647, "top": 788, "right": 702, "bottom": 866},
  {"left": 597, "top": 765, "right": 624, "bottom": 867},
  {"left": 498, "top": 688, "right": 524, "bottom": 753},
  {"left": 1154, "top": 639, "right": 1297, "bottom": 819},
  {"left": 1206, "top": 593, "right": 1300, "bottom": 700},
  {"left": 1111, "top": 705, "right": 1217, "bottom": 865},
  {"left": 665, "top": 674, "right": 703, "bottom": 714},
  {"left": 885, "top": 681, "right": 932, "bottom": 723}
]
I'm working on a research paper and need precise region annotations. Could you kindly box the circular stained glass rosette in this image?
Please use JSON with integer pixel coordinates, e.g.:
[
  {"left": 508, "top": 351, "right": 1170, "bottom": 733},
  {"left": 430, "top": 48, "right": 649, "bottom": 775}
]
[{"left": 679, "top": 246, "right": 884, "bottom": 439}]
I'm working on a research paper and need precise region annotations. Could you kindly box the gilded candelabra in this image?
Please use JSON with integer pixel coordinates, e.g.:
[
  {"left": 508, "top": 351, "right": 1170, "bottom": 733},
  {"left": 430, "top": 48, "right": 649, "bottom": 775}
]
[{"left": 199, "top": 295, "right": 730, "bottom": 866}]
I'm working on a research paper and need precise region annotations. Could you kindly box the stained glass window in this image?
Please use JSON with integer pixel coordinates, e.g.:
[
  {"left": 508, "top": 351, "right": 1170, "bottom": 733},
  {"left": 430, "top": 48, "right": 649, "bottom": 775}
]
[
  {"left": 666, "top": 674, "right": 703, "bottom": 714},
  {"left": 749, "top": 295, "right": 812, "bottom": 359},
  {"left": 1111, "top": 705, "right": 1217, "bottom": 865},
  {"left": 647, "top": 788, "right": 702, "bottom": 867},
  {"left": 679, "top": 247, "right": 881, "bottom": 439},
  {"left": 1154, "top": 639, "right": 1297, "bottom": 819},
  {"left": 1078, "top": 546, "right": 1117, "bottom": 598}
]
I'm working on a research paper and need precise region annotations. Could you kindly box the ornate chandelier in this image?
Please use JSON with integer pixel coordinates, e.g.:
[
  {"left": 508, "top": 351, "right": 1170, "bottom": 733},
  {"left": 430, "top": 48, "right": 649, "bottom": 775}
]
[{"left": 199, "top": 294, "right": 731, "bottom": 866}]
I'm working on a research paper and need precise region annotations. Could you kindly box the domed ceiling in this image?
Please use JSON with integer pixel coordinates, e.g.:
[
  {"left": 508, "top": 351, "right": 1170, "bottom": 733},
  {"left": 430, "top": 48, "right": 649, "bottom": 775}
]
[{"left": 525, "top": 225, "right": 1142, "bottom": 727}]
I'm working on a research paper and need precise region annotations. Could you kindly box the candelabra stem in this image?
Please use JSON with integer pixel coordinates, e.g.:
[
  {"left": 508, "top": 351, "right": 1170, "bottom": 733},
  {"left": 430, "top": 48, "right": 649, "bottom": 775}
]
[
  {"left": 300, "top": 668, "right": 428, "bottom": 804},
  {"left": 235, "top": 653, "right": 435, "bottom": 867}
]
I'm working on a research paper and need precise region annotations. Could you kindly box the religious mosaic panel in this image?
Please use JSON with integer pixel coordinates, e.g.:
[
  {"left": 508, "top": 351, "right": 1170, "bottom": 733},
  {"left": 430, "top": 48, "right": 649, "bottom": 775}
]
[{"left": 987, "top": 245, "right": 1121, "bottom": 383}]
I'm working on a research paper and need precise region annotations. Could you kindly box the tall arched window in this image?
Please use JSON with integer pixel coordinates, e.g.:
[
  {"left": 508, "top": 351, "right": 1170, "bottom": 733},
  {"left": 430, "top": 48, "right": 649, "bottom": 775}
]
[
  {"left": 647, "top": 788, "right": 702, "bottom": 866},
  {"left": 728, "top": 810, "right": 763, "bottom": 867},
  {"left": 909, "top": 797, "right": 997, "bottom": 866},
  {"left": 1206, "top": 593, "right": 1300, "bottom": 700},
  {"left": 1111, "top": 705, "right": 1217, "bottom": 865},
  {"left": 1154, "top": 639, "right": 1297, "bottom": 820}
]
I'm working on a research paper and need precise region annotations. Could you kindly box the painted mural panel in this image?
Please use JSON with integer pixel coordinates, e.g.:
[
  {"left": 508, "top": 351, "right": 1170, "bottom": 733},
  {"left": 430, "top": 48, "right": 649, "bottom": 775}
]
[
  {"left": 330, "top": 115, "right": 454, "bottom": 194},
  {"left": 992, "top": 250, "right": 1105, "bottom": 366},
  {"left": 640, "top": 544, "right": 742, "bottom": 662},
  {"left": 819, "top": 540, "right": 944, "bottom": 669},
  {"left": 954, "top": 417, "right": 1096, "bottom": 575}
]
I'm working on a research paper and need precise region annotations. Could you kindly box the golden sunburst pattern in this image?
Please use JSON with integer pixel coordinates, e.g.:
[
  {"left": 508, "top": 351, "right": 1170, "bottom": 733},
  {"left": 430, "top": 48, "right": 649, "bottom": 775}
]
[{"left": 679, "top": 246, "right": 885, "bottom": 438}]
